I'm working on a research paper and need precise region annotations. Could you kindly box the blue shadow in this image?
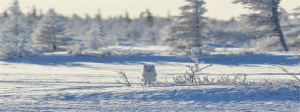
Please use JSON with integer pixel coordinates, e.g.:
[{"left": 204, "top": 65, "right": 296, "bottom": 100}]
[{"left": 1, "top": 53, "right": 299, "bottom": 66}]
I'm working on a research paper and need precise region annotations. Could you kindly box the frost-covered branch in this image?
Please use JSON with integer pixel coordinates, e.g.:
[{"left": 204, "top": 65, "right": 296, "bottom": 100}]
[
  {"left": 273, "top": 64, "right": 300, "bottom": 82},
  {"left": 116, "top": 70, "right": 131, "bottom": 86},
  {"left": 173, "top": 48, "right": 212, "bottom": 84}
]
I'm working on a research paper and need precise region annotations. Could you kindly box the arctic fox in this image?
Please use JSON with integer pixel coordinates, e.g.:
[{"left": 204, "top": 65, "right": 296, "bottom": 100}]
[{"left": 142, "top": 64, "right": 157, "bottom": 85}]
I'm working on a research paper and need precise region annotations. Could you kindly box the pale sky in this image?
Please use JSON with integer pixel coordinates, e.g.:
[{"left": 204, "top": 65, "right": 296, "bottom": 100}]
[{"left": 0, "top": 0, "right": 299, "bottom": 20}]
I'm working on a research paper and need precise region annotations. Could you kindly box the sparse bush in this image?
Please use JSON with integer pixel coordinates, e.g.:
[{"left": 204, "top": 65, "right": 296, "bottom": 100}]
[
  {"left": 172, "top": 49, "right": 251, "bottom": 85},
  {"left": 273, "top": 64, "right": 300, "bottom": 83},
  {"left": 116, "top": 70, "right": 131, "bottom": 87},
  {"left": 256, "top": 79, "right": 300, "bottom": 99},
  {"left": 173, "top": 48, "right": 212, "bottom": 84},
  {"left": 215, "top": 74, "right": 248, "bottom": 85}
]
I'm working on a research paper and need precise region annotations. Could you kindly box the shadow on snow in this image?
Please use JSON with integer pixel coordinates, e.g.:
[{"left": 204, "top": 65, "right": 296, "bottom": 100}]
[
  {"left": 49, "top": 86, "right": 300, "bottom": 102},
  {"left": 1, "top": 53, "right": 299, "bottom": 66}
]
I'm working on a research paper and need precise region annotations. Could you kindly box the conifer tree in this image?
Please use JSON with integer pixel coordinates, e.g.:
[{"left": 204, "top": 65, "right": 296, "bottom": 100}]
[
  {"left": 85, "top": 18, "right": 105, "bottom": 50},
  {"left": 32, "top": 9, "right": 73, "bottom": 52},
  {"left": 163, "top": 0, "right": 209, "bottom": 51},
  {"left": 0, "top": 0, "right": 30, "bottom": 58},
  {"left": 233, "top": 0, "right": 289, "bottom": 51}
]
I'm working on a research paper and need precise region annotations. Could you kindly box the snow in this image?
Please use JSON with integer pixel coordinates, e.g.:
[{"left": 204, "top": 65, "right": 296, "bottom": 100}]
[{"left": 0, "top": 45, "right": 299, "bottom": 111}]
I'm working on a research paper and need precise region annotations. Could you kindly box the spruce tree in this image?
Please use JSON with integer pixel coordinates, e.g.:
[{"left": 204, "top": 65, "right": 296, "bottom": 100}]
[
  {"left": 163, "top": 0, "right": 209, "bottom": 51},
  {"left": 233, "top": 0, "right": 289, "bottom": 51},
  {"left": 84, "top": 18, "right": 111, "bottom": 50},
  {"left": 0, "top": 0, "right": 29, "bottom": 58},
  {"left": 32, "top": 9, "right": 73, "bottom": 52}
]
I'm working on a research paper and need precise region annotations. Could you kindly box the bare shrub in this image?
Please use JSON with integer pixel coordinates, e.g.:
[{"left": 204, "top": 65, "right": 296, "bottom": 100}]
[
  {"left": 216, "top": 74, "right": 248, "bottom": 85},
  {"left": 273, "top": 64, "right": 300, "bottom": 82},
  {"left": 256, "top": 79, "right": 300, "bottom": 99},
  {"left": 173, "top": 48, "right": 212, "bottom": 84},
  {"left": 116, "top": 70, "right": 131, "bottom": 87},
  {"left": 172, "top": 49, "right": 249, "bottom": 85}
]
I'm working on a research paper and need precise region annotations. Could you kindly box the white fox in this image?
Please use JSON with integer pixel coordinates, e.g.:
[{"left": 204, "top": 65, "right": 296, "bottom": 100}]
[{"left": 142, "top": 64, "right": 157, "bottom": 85}]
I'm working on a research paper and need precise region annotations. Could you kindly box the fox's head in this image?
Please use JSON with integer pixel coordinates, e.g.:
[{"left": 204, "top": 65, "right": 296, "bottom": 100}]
[{"left": 143, "top": 64, "right": 156, "bottom": 72}]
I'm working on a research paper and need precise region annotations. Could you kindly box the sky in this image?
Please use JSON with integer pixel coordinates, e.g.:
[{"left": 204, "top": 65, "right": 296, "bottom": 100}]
[{"left": 0, "top": 0, "right": 299, "bottom": 20}]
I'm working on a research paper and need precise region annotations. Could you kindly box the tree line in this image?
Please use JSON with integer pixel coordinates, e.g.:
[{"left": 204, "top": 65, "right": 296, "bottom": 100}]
[{"left": 0, "top": 0, "right": 299, "bottom": 59}]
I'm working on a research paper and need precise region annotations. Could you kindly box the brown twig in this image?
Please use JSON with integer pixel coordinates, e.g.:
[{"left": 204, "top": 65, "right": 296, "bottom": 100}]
[
  {"left": 116, "top": 70, "right": 131, "bottom": 86},
  {"left": 273, "top": 64, "right": 300, "bottom": 82}
]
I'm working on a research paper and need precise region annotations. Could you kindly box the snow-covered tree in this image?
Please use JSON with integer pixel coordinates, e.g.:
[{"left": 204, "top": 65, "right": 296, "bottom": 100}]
[
  {"left": 145, "top": 9, "right": 154, "bottom": 28},
  {"left": 84, "top": 18, "right": 105, "bottom": 50},
  {"left": 2, "top": 10, "right": 8, "bottom": 18},
  {"left": 26, "top": 6, "right": 40, "bottom": 29},
  {"left": 66, "top": 14, "right": 84, "bottom": 35},
  {"left": 81, "top": 14, "right": 94, "bottom": 33},
  {"left": 163, "top": 0, "right": 209, "bottom": 51},
  {"left": 292, "top": 6, "right": 300, "bottom": 19},
  {"left": 233, "top": 0, "right": 289, "bottom": 51},
  {"left": 284, "top": 6, "right": 300, "bottom": 51},
  {"left": 0, "top": 0, "right": 31, "bottom": 58},
  {"left": 84, "top": 18, "right": 117, "bottom": 50},
  {"left": 125, "top": 11, "right": 132, "bottom": 25},
  {"left": 32, "top": 9, "right": 73, "bottom": 52},
  {"left": 285, "top": 24, "right": 300, "bottom": 51},
  {"left": 279, "top": 8, "right": 289, "bottom": 22},
  {"left": 207, "top": 17, "right": 251, "bottom": 47}
]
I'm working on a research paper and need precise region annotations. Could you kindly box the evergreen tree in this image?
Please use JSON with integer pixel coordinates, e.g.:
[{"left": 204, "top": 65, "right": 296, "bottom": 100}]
[
  {"left": 279, "top": 8, "right": 289, "bottom": 22},
  {"left": 26, "top": 6, "right": 40, "bottom": 30},
  {"left": 82, "top": 13, "right": 93, "bottom": 33},
  {"left": 84, "top": 18, "right": 105, "bottom": 50},
  {"left": 167, "top": 10, "right": 171, "bottom": 22},
  {"left": 285, "top": 21, "right": 300, "bottom": 51},
  {"left": 38, "top": 9, "right": 43, "bottom": 18},
  {"left": 125, "top": 11, "right": 132, "bottom": 24},
  {"left": 67, "top": 14, "right": 84, "bottom": 34},
  {"left": 284, "top": 6, "right": 300, "bottom": 51},
  {"left": 293, "top": 6, "right": 300, "bottom": 19},
  {"left": 146, "top": 9, "right": 154, "bottom": 27},
  {"left": 32, "top": 9, "right": 73, "bottom": 52},
  {"left": 233, "top": 0, "right": 289, "bottom": 51},
  {"left": 95, "top": 9, "right": 102, "bottom": 22},
  {"left": 163, "top": 0, "right": 209, "bottom": 51},
  {"left": 0, "top": 0, "right": 30, "bottom": 58},
  {"left": 32, "top": 6, "right": 37, "bottom": 18},
  {"left": 3, "top": 10, "right": 8, "bottom": 18}
]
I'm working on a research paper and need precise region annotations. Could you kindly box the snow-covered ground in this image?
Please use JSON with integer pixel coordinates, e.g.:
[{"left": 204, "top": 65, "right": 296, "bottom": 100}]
[{"left": 0, "top": 45, "right": 299, "bottom": 111}]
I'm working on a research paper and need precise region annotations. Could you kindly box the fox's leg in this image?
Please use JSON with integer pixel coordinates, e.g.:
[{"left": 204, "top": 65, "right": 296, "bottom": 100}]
[
  {"left": 148, "top": 80, "right": 152, "bottom": 85},
  {"left": 144, "top": 79, "right": 148, "bottom": 86}
]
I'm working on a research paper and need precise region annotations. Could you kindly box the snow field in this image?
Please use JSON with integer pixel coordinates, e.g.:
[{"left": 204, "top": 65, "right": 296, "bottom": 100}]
[{"left": 0, "top": 46, "right": 299, "bottom": 111}]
